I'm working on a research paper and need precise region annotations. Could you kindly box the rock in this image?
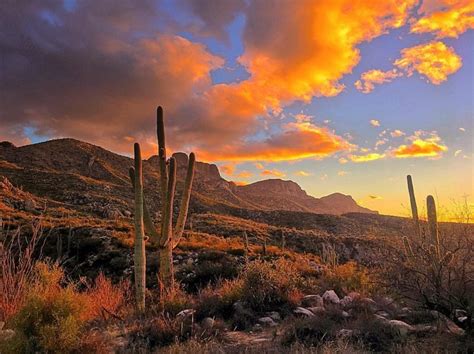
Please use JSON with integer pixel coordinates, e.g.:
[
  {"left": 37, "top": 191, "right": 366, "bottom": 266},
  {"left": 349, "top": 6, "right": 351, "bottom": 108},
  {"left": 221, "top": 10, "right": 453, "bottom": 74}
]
[
  {"left": 302, "top": 294, "right": 324, "bottom": 307},
  {"left": 340, "top": 295, "right": 353, "bottom": 308},
  {"left": 123, "top": 210, "right": 132, "bottom": 218},
  {"left": 337, "top": 329, "right": 353, "bottom": 338},
  {"left": 322, "top": 290, "right": 340, "bottom": 305},
  {"left": 177, "top": 309, "right": 195, "bottom": 319},
  {"left": 388, "top": 320, "right": 414, "bottom": 337},
  {"left": 201, "top": 317, "right": 215, "bottom": 330},
  {"left": 0, "top": 322, "right": 4, "bottom": 330},
  {"left": 430, "top": 311, "right": 465, "bottom": 336},
  {"left": 360, "top": 297, "right": 378, "bottom": 312},
  {"left": 258, "top": 317, "right": 277, "bottom": 327},
  {"left": 252, "top": 324, "right": 263, "bottom": 332},
  {"left": 0, "top": 329, "right": 15, "bottom": 341},
  {"left": 308, "top": 306, "right": 325, "bottom": 315},
  {"left": 342, "top": 311, "right": 350, "bottom": 318},
  {"left": 347, "top": 291, "right": 361, "bottom": 300},
  {"left": 376, "top": 311, "right": 390, "bottom": 319},
  {"left": 294, "top": 307, "right": 315, "bottom": 317},
  {"left": 266, "top": 311, "right": 281, "bottom": 322}
]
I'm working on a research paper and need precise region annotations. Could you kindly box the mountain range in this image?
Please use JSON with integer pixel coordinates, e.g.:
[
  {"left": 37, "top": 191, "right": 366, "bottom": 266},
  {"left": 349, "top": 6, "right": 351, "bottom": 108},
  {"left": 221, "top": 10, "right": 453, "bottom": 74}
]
[{"left": 0, "top": 139, "right": 376, "bottom": 217}]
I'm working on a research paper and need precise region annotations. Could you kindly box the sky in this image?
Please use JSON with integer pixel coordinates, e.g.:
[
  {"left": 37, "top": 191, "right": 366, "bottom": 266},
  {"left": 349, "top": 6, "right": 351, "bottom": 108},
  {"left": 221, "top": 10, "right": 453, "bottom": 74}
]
[{"left": 0, "top": 0, "right": 473, "bottom": 218}]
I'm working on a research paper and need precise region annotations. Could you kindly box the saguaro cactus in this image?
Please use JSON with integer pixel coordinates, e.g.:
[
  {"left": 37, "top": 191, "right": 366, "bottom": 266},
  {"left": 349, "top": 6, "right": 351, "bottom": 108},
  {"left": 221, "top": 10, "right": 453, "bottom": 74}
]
[
  {"left": 427, "top": 195, "right": 440, "bottom": 259},
  {"left": 133, "top": 143, "right": 146, "bottom": 313},
  {"left": 130, "top": 106, "right": 195, "bottom": 295},
  {"left": 406, "top": 175, "right": 420, "bottom": 235}
]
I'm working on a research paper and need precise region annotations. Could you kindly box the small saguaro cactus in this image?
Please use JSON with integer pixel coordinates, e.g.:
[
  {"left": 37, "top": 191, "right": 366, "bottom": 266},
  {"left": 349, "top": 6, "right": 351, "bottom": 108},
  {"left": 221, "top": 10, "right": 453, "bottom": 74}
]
[
  {"left": 243, "top": 230, "right": 249, "bottom": 259},
  {"left": 132, "top": 143, "right": 146, "bottom": 313},
  {"left": 130, "top": 107, "right": 195, "bottom": 295},
  {"left": 426, "top": 195, "right": 440, "bottom": 259},
  {"left": 280, "top": 229, "right": 286, "bottom": 251},
  {"left": 406, "top": 175, "right": 420, "bottom": 236}
]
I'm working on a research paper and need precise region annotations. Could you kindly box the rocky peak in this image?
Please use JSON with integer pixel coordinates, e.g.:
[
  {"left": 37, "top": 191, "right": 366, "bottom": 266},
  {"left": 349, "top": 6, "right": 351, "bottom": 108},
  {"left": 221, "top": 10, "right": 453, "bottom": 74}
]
[
  {"left": 0, "top": 141, "right": 16, "bottom": 149},
  {"left": 238, "top": 179, "right": 308, "bottom": 197}
]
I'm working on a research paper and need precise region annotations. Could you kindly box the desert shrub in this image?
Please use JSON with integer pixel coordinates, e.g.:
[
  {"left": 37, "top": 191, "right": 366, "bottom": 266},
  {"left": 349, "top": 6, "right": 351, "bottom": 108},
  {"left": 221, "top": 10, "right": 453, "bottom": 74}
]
[
  {"left": 0, "top": 222, "right": 42, "bottom": 322},
  {"left": 282, "top": 308, "right": 346, "bottom": 347},
  {"left": 177, "top": 251, "right": 240, "bottom": 292},
  {"left": 0, "top": 262, "right": 128, "bottom": 353},
  {"left": 196, "top": 279, "right": 243, "bottom": 320},
  {"left": 320, "top": 261, "right": 372, "bottom": 296},
  {"left": 154, "top": 286, "right": 194, "bottom": 317},
  {"left": 240, "top": 259, "right": 302, "bottom": 312},
  {"left": 383, "top": 211, "right": 474, "bottom": 331}
]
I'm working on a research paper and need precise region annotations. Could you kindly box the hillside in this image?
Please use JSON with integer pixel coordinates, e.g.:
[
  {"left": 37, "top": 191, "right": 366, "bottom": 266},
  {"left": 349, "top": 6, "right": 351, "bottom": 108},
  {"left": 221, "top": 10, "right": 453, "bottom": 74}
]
[{"left": 0, "top": 138, "right": 376, "bottom": 216}]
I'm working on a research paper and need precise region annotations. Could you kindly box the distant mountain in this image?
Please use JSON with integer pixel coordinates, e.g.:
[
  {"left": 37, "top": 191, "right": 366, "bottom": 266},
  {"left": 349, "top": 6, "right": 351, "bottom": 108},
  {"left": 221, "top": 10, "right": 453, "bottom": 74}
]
[{"left": 0, "top": 138, "right": 377, "bottom": 216}]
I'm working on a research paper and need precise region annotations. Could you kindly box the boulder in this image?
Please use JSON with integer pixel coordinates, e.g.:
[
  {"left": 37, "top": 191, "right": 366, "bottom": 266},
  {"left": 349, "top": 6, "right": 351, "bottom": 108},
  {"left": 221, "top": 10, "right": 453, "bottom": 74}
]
[
  {"left": 322, "top": 290, "right": 340, "bottom": 305},
  {"left": 201, "top": 317, "right": 215, "bottom": 330},
  {"left": 388, "top": 320, "right": 414, "bottom": 338},
  {"left": 302, "top": 294, "right": 324, "bottom": 308},
  {"left": 258, "top": 317, "right": 277, "bottom": 327},
  {"left": 294, "top": 307, "right": 315, "bottom": 317},
  {"left": 0, "top": 329, "right": 15, "bottom": 341},
  {"left": 266, "top": 311, "right": 281, "bottom": 322},
  {"left": 308, "top": 306, "right": 325, "bottom": 315},
  {"left": 340, "top": 295, "right": 353, "bottom": 308}
]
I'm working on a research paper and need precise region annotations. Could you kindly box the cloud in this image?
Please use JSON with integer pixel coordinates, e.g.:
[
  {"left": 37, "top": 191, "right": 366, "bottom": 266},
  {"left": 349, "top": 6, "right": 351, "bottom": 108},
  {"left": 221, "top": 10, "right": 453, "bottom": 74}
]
[
  {"left": 254, "top": 162, "right": 264, "bottom": 170},
  {"left": 390, "top": 129, "right": 405, "bottom": 137},
  {"left": 295, "top": 170, "right": 312, "bottom": 177},
  {"left": 355, "top": 69, "right": 402, "bottom": 93},
  {"left": 233, "top": 181, "right": 248, "bottom": 186},
  {"left": 454, "top": 149, "right": 462, "bottom": 157},
  {"left": 375, "top": 139, "right": 387, "bottom": 148},
  {"left": 393, "top": 136, "right": 448, "bottom": 158},
  {"left": 410, "top": 0, "right": 474, "bottom": 38},
  {"left": 236, "top": 170, "right": 253, "bottom": 179},
  {"left": 220, "top": 163, "right": 236, "bottom": 176},
  {"left": 320, "top": 174, "right": 328, "bottom": 181},
  {"left": 197, "top": 121, "right": 350, "bottom": 162},
  {"left": 459, "top": 127, "right": 466, "bottom": 132},
  {"left": 394, "top": 41, "right": 462, "bottom": 85},
  {"left": 338, "top": 170, "right": 349, "bottom": 176},
  {"left": 261, "top": 169, "right": 286, "bottom": 178},
  {"left": 338, "top": 157, "right": 349, "bottom": 164},
  {"left": 349, "top": 153, "right": 386, "bottom": 162},
  {"left": 0, "top": 0, "right": 420, "bottom": 159},
  {"left": 370, "top": 119, "right": 381, "bottom": 127}
]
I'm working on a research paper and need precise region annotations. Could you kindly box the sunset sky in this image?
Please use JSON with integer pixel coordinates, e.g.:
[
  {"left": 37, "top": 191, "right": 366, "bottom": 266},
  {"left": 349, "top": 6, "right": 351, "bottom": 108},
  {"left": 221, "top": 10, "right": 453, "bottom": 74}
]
[{"left": 0, "top": 0, "right": 473, "bottom": 217}]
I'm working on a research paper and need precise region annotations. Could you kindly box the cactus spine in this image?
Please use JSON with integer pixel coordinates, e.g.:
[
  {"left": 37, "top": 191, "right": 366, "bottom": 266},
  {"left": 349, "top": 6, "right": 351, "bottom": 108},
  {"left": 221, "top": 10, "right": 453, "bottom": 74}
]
[
  {"left": 407, "top": 175, "right": 420, "bottom": 236},
  {"left": 133, "top": 143, "right": 146, "bottom": 313},
  {"left": 129, "top": 106, "right": 195, "bottom": 296}
]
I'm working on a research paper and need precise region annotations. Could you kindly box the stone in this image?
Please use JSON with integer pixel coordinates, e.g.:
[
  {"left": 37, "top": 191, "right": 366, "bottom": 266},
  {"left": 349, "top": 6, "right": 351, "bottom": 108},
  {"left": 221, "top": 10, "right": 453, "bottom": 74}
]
[
  {"left": 360, "top": 297, "right": 378, "bottom": 312},
  {"left": 266, "top": 311, "right": 281, "bottom": 322},
  {"left": 294, "top": 307, "right": 315, "bottom": 317},
  {"left": 252, "top": 324, "right": 263, "bottom": 332},
  {"left": 258, "top": 317, "right": 278, "bottom": 327},
  {"left": 0, "top": 322, "right": 4, "bottom": 330},
  {"left": 376, "top": 311, "right": 390, "bottom": 319},
  {"left": 340, "top": 295, "right": 353, "bottom": 308},
  {"left": 177, "top": 309, "right": 195, "bottom": 318},
  {"left": 201, "top": 317, "right": 215, "bottom": 330},
  {"left": 389, "top": 320, "right": 414, "bottom": 337},
  {"left": 322, "top": 290, "right": 340, "bottom": 304},
  {"left": 308, "top": 306, "right": 325, "bottom": 315},
  {"left": 342, "top": 311, "right": 350, "bottom": 318},
  {"left": 302, "top": 294, "right": 324, "bottom": 307},
  {"left": 24, "top": 198, "right": 36, "bottom": 211}
]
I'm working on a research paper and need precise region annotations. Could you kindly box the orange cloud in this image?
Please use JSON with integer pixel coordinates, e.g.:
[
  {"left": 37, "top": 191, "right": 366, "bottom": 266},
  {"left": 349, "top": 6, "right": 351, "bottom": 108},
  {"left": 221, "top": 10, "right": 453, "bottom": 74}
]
[
  {"left": 233, "top": 181, "right": 249, "bottom": 186},
  {"left": 295, "top": 170, "right": 312, "bottom": 177},
  {"left": 394, "top": 41, "right": 462, "bottom": 85},
  {"left": 236, "top": 170, "right": 253, "bottom": 179},
  {"left": 393, "top": 138, "right": 448, "bottom": 158},
  {"left": 261, "top": 169, "right": 286, "bottom": 178},
  {"left": 338, "top": 170, "right": 349, "bottom": 176},
  {"left": 197, "top": 121, "right": 350, "bottom": 162},
  {"left": 220, "top": 163, "right": 236, "bottom": 176},
  {"left": 349, "top": 153, "right": 386, "bottom": 162},
  {"left": 355, "top": 70, "right": 402, "bottom": 93},
  {"left": 370, "top": 119, "right": 381, "bottom": 127},
  {"left": 390, "top": 129, "right": 405, "bottom": 137},
  {"left": 410, "top": 0, "right": 474, "bottom": 38}
]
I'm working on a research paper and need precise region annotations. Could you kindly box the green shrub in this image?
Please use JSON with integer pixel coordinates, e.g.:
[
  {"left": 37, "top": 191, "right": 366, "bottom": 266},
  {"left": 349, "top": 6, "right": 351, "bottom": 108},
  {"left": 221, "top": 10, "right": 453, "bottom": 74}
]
[{"left": 240, "top": 259, "right": 302, "bottom": 312}]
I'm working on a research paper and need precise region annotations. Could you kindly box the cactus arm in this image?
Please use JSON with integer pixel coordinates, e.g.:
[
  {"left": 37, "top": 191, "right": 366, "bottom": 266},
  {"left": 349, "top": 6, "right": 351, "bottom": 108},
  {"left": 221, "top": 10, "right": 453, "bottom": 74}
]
[
  {"left": 161, "top": 157, "right": 176, "bottom": 248},
  {"left": 427, "top": 195, "right": 440, "bottom": 259},
  {"left": 407, "top": 175, "right": 420, "bottom": 235},
  {"left": 128, "top": 167, "right": 161, "bottom": 243},
  {"left": 133, "top": 143, "right": 146, "bottom": 313},
  {"left": 172, "top": 152, "right": 195, "bottom": 249}
]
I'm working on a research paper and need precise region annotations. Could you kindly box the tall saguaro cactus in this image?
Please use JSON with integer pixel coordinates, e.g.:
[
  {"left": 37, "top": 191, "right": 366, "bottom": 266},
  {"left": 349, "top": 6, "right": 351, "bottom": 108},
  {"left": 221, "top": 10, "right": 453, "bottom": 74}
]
[
  {"left": 133, "top": 143, "right": 146, "bottom": 312},
  {"left": 130, "top": 106, "right": 195, "bottom": 295},
  {"left": 406, "top": 175, "right": 420, "bottom": 235}
]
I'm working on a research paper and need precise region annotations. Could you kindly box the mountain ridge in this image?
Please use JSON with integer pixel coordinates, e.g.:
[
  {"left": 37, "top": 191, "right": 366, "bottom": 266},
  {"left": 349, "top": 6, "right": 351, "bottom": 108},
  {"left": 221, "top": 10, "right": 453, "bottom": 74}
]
[{"left": 0, "top": 138, "right": 377, "bottom": 215}]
